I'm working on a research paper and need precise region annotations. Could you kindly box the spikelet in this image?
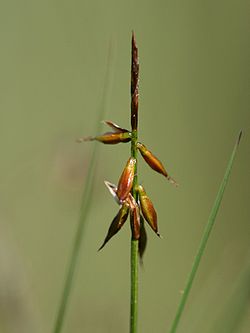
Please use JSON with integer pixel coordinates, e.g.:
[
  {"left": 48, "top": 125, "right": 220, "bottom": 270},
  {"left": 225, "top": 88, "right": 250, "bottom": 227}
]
[
  {"left": 137, "top": 184, "right": 161, "bottom": 237},
  {"left": 117, "top": 157, "right": 136, "bottom": 202},
  {"left": 137, "top": 142, "right": 178, "bottom": 186},
  {"left": 98, "top": 202, "right": 129, "bottom": 251}
]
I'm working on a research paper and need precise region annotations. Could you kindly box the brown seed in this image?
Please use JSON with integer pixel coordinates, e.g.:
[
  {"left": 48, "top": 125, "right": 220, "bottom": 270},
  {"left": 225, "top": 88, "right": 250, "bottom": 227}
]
[
  {"left": 137, "top": 142, "right": 178, "bottom": 186},
  {"left": 117, "top": 157, "right": 136, "bottom": 201},
  {"left": 137, "top": 184, "right": 160, "bottom": 237},
  {"left": 98, "top": 202, "right": 129, "bottom": 251},
  {"left": 77, "top": 131, "right": 131, "bottom": 144}
]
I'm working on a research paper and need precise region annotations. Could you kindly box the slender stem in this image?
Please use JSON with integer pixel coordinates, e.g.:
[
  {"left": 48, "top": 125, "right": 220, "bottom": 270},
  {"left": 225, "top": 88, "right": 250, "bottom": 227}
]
[
  {"left": 53, "top": 147, "right": 97, "bottom": 333},
  {"left": 52, "top": 42, "right": 115, "bottom": 333},
  {"left": 130, "top": 238, "right": 139, "bottom": 333},
  {"left": 169, "top": 131, "right": 242, "bottom": 333},
  {"left": 130, "top": 128, "right": 139, "bottom": 333},
  {"left": 130, "top": 31, "right": 139, "bottom": 333}
]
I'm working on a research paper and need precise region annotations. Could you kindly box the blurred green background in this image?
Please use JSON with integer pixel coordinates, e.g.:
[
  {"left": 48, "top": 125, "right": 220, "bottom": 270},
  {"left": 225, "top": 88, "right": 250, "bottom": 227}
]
[{"left": 0, "top": 0, "right": 249, "bottom": 332}]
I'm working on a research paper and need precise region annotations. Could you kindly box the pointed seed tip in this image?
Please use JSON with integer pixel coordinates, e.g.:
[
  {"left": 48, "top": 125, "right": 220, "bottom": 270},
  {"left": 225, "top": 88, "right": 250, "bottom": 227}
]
[
  {"left": 76, "top": 138, "right": 83, "bottom": 143},
  {"left": 167, "top": 176, "right": 179, "bottom": 187},
  {"left": 98, "top": 244, "right": 104, "bottom": 251},
  {"left": 77, "top": 136, "right": 94, "bottom": 142}
]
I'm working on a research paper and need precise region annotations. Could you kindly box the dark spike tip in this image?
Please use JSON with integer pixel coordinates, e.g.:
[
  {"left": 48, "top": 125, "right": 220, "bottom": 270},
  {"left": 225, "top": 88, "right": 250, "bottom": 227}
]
[
  {"left": 131, "top": 31, "right": 139, "bottom": 131},
  {"left": 131, "top": 31, "right": 139, "bottom": 86},
  {"left": 132, "top": 31, "right": 138, "bottom": 58},
  {"left": 98, "top": 242, "right": 106, "bottom": 252}
]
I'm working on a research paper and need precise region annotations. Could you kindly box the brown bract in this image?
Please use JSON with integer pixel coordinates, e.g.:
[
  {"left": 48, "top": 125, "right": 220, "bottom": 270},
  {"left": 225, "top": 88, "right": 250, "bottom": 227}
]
[
  {"left": 117, "top": 157, "right": 136, "bottom": 201},
  {"left": 137, "top": 184, "right": 160, "bottom": 237},
  {"left": 137, "top": 142, "right": 178, "bottom": 186},
  {"left": 77, "top": 131, "right": 131, "bottom": 144},
  {"left": 102, "top": 183, "right": 147, "bottom": 258},
  {"left": 103, "top": 120, "right": 129, "bottom": 133},
  {"left": 131, "top": 31, "right": 139, "bottom": 131},
  {"left": 127, "top": 194, "right": 140, "bottom": 240},
  {"left": 130, "top": 205, "right": 140, "bottom": 240}
]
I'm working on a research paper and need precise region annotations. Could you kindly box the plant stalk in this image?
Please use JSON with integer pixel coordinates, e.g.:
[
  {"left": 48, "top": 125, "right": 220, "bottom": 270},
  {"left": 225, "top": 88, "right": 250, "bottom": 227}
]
[
  {"left": 130, "top": 128, "right": 139, "bottom": 333},
  {"left": 52, "top": 42, "right": 115, "bottom": 333},
  {"left": 130, "top": 238, "right": 139, "bottom": 333},
  {"left": 130, "top": 31, "right": 139, "bottom": 333},
  {"left": 169, "top": 131, "right": 242, "bottom": 333}
]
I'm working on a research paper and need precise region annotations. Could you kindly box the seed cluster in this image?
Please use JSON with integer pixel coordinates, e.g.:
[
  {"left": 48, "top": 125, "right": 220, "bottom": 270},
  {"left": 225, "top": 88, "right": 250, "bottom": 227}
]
[{"left": 78, "top": 33, "right": 177, "bottom": 259}]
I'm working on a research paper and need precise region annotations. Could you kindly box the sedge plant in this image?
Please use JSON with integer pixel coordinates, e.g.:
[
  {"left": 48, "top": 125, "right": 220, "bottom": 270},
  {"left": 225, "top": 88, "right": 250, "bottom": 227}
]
[
  {"left": 53, "top": 32, "right": 242, "bottom": 333},
  {"left": 78, "top": 32, "right": 178, "bottom": 333}
]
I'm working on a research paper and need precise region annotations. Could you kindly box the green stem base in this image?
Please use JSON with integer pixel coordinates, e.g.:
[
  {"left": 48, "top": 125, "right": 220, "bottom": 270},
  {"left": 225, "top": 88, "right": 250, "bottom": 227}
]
[{"left": 130, "top": 239, "right": 139, "bottom": 333}]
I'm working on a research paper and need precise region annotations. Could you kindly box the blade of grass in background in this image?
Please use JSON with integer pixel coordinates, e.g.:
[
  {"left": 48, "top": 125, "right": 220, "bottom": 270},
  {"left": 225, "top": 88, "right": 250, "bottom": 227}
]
[
  {"left": 52, "top": 40, "right": 116, "bottom": 333},
  {"left": 169, "top": 131, "right": 242, "bottom": 333}
]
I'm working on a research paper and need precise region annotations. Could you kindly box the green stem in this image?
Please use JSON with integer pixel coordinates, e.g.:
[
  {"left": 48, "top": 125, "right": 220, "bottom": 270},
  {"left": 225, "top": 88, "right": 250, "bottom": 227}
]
[
  {"left": 52, "top": 41, "right": 115, "bottom": 333},
  {"left": 53, "top": 145, "right": 97, "bottom": 333},
  {"left": 129, "top": 31, "right": 139, "bottom": 333},
  {"left": 130, "top": 129, "right": 139, "bottom": 333},
  {"left": 169, "top": 131, "right": 242, "bottom": 333},
  {"left": 130, "top": 239, "right": 139, "bottom": 333}
]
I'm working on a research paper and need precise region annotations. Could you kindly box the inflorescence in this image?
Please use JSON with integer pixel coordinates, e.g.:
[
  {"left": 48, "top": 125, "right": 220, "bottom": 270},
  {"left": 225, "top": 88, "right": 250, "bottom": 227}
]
[{"left": 77, "top": 32, "right": 177, "bottom": 260}]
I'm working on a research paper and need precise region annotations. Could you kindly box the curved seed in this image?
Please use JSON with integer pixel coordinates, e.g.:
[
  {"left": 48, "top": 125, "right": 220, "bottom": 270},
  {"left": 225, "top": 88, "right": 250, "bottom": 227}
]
[
  {"left": 117, "top": 157, "right": 136, "bottom": 201},
  {"left": 137, "top": 142, "right": 178, "bottom": 186},
  {"left": 77, "top": 131, "right": 131, "bottom": 144},
  {"left": 137, "top": 184, "right": 161, "bottom": 237}
]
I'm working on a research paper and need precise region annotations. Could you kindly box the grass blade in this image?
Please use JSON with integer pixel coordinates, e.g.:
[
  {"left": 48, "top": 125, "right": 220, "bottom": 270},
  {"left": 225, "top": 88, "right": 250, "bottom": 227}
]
[
  {"left": 169, "top": 130, "right": 242, "bottom": 333},
  {"left": 52, "top": 40, "right": 116, "bottom": 333}
]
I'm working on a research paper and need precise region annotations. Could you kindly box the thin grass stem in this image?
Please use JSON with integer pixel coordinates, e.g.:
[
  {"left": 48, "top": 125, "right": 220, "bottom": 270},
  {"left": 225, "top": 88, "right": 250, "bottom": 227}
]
[
  {"left": 130, "top": 239, "right": 139, "bottom": 333},
  {"left": 169, "top": 131, "right": 242, "bottom": 333},
  {"left": 130, "top": 31, "right": 139, "bottom": 333},
  {"left": 53, "top": 145, "right": 98, "bottom": 333},
  {"left": 130, "top": 129, "right": 139, "bottom": 333},
  {"left": 52, "top": 42, "right": 115, "bottom": 333}
]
